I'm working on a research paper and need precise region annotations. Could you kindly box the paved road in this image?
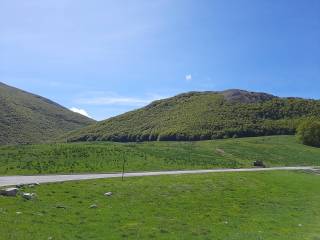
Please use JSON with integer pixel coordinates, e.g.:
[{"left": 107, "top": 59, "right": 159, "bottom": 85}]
[{"left": 0, "top": 166, "right": 316, "bottom": 187}]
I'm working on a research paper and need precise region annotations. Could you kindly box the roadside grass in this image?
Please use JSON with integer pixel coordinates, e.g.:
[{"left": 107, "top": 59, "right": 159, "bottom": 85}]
[
  {"left": 0, "top": 171, "right": 320, "bottom": 240},
  {"left": 0, "top": 135, "right": 319, "bottom": 175}
]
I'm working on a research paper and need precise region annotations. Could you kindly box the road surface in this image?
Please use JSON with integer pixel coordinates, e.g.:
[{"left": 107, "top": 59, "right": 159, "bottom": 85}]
[{"left": 0, "top": 166, "right": 316, "bottom": 187}]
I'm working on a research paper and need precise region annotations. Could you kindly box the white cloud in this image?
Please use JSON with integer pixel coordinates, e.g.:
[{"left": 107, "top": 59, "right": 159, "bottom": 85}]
[
  {"left": 185, "top": 74, "right": 192, "bottom": 81},
  {"left": 78, "top": 97, "right": 149, "bottom": 106},
  {"left": 75, "top": 94, "right": 167, "bottom": 107},
  {"left": 69, "top": 107, "right": 91, "bottom": 118}
]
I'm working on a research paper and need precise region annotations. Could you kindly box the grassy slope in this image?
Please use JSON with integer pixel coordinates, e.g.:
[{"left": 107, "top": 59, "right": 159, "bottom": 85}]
[
  {"left": 0, "top": 136, "right": 319, "bottom": 175},
  {"left": 0, "top": 82, "right": 95, "bottom": 145},
  {"left": 1, "top": 171, "right": 319, "bottom": 240},
  {"left": 64, "top": 90, "right": 320, "bottom": 142}
]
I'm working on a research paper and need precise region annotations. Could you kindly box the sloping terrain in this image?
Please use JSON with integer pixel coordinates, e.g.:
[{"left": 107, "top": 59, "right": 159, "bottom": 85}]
[
  {"left": 2, "top": 135, "right": 314, "bottom": 175},
  {"left": 65, "top": 89, "right": 320, "bottom": 142},
  {"left": 0, "top": 82, "right": 95, "bottom": 145}
]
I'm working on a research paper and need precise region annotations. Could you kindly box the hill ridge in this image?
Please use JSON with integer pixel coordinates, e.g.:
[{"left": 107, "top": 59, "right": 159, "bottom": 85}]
[
  {"left": 0, "top": 82, "right": 96, "bottom": 145},
  {"left": 64, "top": 89, "right": 320, "bottom": 142}
]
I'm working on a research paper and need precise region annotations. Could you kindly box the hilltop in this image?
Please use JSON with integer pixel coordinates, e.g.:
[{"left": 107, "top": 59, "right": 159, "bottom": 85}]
[
  {"left": 0, "top": 82, "right": 95, "bottom": 145},
  {"left": 64, "top": 89, "right": 320, "bottom": 142}
]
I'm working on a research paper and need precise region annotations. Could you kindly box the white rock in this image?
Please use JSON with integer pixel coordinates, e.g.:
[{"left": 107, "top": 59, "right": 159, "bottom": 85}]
[
  {"left": 22, "top": 192, "right": 36, "bottom": 200},
  {"left": 29, "top": 183, "right": 40, "bottom": 187},
  {"left": 0, "top": 188, "right": 19, "bottom": 197},
  {"left": 89, "top": 204, "right": 98, "bottom": 209},
  {"left": 104, "top": 192, "right": 112, "bottom": 197}
]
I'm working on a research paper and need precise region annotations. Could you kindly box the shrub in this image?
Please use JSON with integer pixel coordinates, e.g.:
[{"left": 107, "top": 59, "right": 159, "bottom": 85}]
[{"left": 297, "top": 119, "right": 320, "bottom": 147}]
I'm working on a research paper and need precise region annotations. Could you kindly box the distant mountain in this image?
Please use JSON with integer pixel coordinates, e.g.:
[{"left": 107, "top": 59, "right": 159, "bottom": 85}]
[
  {"left": 64, "top": 89, "right": 320, "bottom": 142},
  {"left": 0, "top": 82, "right": 95, "bottom": 145},
  {"left": 220, "top": 89, "right": 277, "bottom": 103}
]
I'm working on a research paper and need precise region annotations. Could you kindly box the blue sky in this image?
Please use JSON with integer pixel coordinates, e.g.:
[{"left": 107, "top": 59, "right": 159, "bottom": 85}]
[{"left": 1, "top": 0, "right": 319, "bottom": 120}]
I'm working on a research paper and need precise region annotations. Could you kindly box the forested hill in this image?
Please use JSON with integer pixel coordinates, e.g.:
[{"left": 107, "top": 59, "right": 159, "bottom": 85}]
[
  {"left": 0, "top": 82, "right": 95, "bottom": 145},
  {"left": 64, "top": 89, "right": 320, "bottom": 142}
]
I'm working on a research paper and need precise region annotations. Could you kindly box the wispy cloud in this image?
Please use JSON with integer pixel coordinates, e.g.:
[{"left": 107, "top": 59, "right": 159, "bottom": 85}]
[
  {"left": 75, "top": 94, "right": 167, "bottom": 107},
  {"left": 69, "top": 107, "right": 91, "bottom": 118},
  {"left": 185, "top": 74, "right": 192, "bottom": 81},
  {"left": 77, "top": 97, "right": 149, "bottom": 106}
]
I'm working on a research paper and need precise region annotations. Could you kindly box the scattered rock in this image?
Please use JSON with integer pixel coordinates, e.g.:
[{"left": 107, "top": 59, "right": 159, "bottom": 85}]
[
  {"left": 56, "top": 205, "right": 66, "bottom": 209},
  {"left": 22, "top": 192, "right": 36, "bottom": 200},
  {"left": 16, "top": 211, "right": 22, "bottom": 215},
  {"left": 298, "top": 224, "right": 303, "bottom": 227},
  {"left": 0, "top": 188, "right": 19, "bottom": 197},
  {"left": 22, "top": 183, "right": 40, "bottom": 188},
  {"left": 216, "top": 148, "right": 225, "bottom": 155},
  {"left": 104, "top": 192, "right": 112, "bottom": 197},
  {"left": 16, "top": 184, "right": 25, "bottom": 189},
  {"left": 89, "top": 204, "right": 98, "bottom": 209}
]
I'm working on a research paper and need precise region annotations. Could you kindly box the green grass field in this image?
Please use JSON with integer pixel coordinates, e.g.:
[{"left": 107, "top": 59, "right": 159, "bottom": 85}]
[
  {"left": 0, "top": 171, "right": 319, "bottom": 240},
  {"left": 0, "top": 135, "right": 319, "bottom": 175}
]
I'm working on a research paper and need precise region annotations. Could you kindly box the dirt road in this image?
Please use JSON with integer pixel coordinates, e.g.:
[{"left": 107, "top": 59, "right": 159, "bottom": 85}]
[{"left": 0, "top": 166, "right": 315, "bottom": 187}]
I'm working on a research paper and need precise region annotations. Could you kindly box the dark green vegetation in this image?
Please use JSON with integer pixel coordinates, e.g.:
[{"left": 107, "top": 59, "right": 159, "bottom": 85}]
[
  {"left": 297, "top": 119, "right": 320, "bottom": 147},
  {"left": 1, "top": 171, "right": 320, "bottom": 240},
  {"left": 0, "top": 82, "right": 95, "bottom": 145},
  {"left": 0, "top": 136, "right": 319, "bottom": 175},
  {"left": 64, "top": 89, "right": 320, "bottom": 142}
]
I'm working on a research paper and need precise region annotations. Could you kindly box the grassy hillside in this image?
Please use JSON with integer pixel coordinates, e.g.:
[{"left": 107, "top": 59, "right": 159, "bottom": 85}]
[
  {"left": 64, "top": 89, "right": 320, "bottom": 142},
  {"left": 0, "top": 136, "right": 319, "bottom": 175},
  {"left": 1, "top": 171, "right": 319, "bottom": 239},
  {"left": 0, "top": 82, "right": 95, "bottom": 145}
]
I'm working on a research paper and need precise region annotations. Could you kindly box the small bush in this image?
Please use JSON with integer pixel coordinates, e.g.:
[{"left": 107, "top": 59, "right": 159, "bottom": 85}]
[{"left": 297, "top": 119, "right": 320, "bottom": 147}]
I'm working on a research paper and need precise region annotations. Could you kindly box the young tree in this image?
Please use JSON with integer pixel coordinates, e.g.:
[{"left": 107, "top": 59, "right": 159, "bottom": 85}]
[{"left": 297, "top": 119, "right": 320, "bottom": 147}]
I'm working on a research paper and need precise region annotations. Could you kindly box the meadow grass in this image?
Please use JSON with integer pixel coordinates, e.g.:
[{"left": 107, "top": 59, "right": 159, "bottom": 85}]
[
  {"left": 0, "top": 135, "right": 319, "bottom": 175},
  {"left": 0, "top": 171, "right": 319, "bottom": 239}
]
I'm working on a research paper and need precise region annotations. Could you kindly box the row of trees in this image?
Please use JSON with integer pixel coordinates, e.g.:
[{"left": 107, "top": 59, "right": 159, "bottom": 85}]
[
  {"left": 70, "top": 119, "right": 320, "bottom": 147},
  {"left": 69, "top": 124, "right": 297, "bottom": 143}
]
